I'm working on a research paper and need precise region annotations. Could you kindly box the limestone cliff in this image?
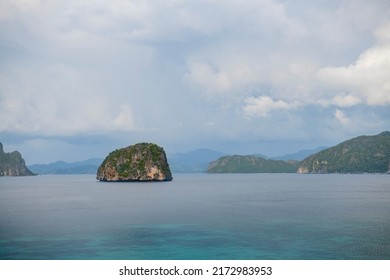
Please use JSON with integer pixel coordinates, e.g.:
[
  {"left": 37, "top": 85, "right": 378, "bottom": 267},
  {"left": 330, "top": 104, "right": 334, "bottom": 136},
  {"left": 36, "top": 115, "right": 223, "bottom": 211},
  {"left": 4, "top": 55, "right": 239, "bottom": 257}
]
[
  {"left": 0, "top": 143, "right": 35, "bottom": 176},
  {"left": 97, "top": 143, "right": 172, "bottom": 182}
]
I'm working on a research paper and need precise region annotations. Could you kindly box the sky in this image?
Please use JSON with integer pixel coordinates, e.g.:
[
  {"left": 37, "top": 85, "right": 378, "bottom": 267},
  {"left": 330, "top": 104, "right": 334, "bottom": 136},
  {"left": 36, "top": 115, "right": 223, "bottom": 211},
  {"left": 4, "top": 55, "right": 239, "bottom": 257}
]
[{"left": 0, "top": 0, "right": 389, "bottom": 164}]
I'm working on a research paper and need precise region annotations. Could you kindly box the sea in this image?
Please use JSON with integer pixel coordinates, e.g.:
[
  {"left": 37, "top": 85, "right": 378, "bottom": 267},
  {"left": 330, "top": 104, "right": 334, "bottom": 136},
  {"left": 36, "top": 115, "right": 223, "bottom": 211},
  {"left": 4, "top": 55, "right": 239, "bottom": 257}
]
[{"left": 0, "top": 173, "right": 389, "bottom": 260}]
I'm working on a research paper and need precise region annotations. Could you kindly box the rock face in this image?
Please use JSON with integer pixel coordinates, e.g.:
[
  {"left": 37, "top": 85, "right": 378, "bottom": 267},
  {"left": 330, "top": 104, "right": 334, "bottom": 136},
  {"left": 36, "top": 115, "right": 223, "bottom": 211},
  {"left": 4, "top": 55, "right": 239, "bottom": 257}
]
[
  {"left": 298, "top": 131, "right": 390, "bottom": 174},
  {"left": 97, "top": 143, "right": 173, "bottom": 182},
  {"left": 0, "top": 143, "right": 35, "bottom": 176}
]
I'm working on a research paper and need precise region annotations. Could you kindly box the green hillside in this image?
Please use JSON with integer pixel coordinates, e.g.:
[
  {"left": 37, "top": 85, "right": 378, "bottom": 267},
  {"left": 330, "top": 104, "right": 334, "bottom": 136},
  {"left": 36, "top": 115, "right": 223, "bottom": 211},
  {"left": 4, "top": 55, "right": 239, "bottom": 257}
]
[
  {"left": 298, "top": 131, "right": 390, "bottom": 174},
  {"left": 207, "top": 155, "right": 297, "bottom": 173}
]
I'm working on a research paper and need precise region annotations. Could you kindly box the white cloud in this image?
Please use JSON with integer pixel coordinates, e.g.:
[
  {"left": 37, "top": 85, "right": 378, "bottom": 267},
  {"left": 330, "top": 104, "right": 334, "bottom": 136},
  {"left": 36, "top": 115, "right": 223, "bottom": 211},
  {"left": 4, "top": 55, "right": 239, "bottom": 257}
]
[
  {"left": 1, "top": 0, "right": 390, "bottom": 162},
  {"left": 242, "top": 96, "right": 299, "bottom": 118},
  {"left": 112, "top": 104, "right": 135, "bottom": 130},
  {"left": 318, "top": 21, "right": 390, "bottom": 106},
  {"left": 0, "top": 64, "right": 136, "bottom": 136},
  {"left": 185, "top": 59, "right": 258, "bottom": 98},
  {"left": 0, "top": 0, "right": 298, "bottom": 46},
  {"left": 317, "top": 94, "right": 363, "bottom": 108},
  {"left": 183, "top": 1, "right": 390, "bottom": 113},
  {"left": 334, "top": 109, "right": 350, "bottom": 126},
  {"left": 331, "top": 95, "right": 363, "bottom": 107}
]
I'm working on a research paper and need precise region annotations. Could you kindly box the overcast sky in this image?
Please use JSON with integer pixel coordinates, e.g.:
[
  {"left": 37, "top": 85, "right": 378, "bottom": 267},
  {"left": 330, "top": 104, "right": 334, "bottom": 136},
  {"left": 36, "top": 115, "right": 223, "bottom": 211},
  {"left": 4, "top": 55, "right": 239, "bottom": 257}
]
[{"left": 1, "top": 0, "right": 389, "bottom": 164}]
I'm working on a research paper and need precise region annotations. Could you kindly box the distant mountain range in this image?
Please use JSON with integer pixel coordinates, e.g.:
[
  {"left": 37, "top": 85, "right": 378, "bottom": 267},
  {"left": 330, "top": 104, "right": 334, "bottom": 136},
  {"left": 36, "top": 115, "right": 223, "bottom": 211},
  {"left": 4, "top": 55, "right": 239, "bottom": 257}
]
[
  {"left": 27, "top": 147, "right": 325, "bottom": 175},
  {"left": 28, "top": 158, "right": 103, "bottom": 174},
  {"left": 207, "top": 131, "right": 389, "bottom": 174},
  {"left": 26, "top": 131, "right": 390, "bottom": 174},
  {"left": 271, "top": 146, "right": 327, "bottom": 161},
  {"left": 27, "top": 149, "right": 227, "bottom": 174},
  {"left": 168, "top": 149, "right": 226, "bottom": 173}
]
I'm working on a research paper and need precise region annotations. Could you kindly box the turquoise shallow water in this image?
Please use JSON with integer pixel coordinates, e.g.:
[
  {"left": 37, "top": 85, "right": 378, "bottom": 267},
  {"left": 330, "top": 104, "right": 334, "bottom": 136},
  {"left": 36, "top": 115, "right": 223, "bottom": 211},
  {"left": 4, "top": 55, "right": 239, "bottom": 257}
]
[{"left": 0, "top": 174, "right": 389, "bottom": 259}]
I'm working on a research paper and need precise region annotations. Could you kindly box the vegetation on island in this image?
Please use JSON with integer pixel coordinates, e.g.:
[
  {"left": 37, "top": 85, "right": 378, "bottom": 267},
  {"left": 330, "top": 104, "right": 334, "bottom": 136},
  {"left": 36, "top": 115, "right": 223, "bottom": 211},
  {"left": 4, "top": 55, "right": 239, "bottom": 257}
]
[
  {"left": 206, "top": 131, "right": 389, "bottom": 174},
  {"left": 207, "top": 155, "right": 297, "bottom": 173},
  {"left": 297, "top": 131, "right": 390, "bottom": 174},
  {"left": 97, "top": 143, "right": 172, "bottom": 182}
]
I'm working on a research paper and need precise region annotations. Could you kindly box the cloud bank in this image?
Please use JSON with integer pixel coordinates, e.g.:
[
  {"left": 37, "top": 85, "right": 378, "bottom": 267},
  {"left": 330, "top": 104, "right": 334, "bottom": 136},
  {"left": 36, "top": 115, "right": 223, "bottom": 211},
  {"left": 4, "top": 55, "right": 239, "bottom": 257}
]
[{"left": 0, "top": 0, "right": 389, "bottom": 162}]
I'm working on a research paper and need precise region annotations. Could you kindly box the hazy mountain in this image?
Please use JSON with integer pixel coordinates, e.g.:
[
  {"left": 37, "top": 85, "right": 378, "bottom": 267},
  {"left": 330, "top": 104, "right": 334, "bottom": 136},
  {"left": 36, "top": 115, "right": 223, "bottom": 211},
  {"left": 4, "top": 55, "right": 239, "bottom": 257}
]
[
  {"left": 298, "top": 131, "right": 390, "bottom": 174},
  {"left": 207, "top": 155, "right": 297, "bottom": 173},
  {"left": 28, "top": 148, "right": 226, "bottom": 174},
  {"left": 28, "top": 158, "right": 103, "bottom": 174},
  {"left": 28, "top": 149, "right": 225, "bottom": 175},
  {"left": 168, "top": 148, "right": 226, "bottom": 173},
  {"left": 272, "top": 146, "right": 327, "bottom": 161},
  {"left": 27, "top": 131, "right": 390, "bottom": 175}
]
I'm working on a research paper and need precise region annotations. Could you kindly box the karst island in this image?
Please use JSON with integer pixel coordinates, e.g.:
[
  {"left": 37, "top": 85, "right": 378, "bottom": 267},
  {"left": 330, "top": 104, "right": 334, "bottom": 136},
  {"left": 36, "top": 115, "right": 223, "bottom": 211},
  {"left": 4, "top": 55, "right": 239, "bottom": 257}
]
[
  {"left": 0, "top": 143, "right": 35, "bottom": 176},
  {"left": 97, "top": 143, "right": 172, "bottom": 182}
]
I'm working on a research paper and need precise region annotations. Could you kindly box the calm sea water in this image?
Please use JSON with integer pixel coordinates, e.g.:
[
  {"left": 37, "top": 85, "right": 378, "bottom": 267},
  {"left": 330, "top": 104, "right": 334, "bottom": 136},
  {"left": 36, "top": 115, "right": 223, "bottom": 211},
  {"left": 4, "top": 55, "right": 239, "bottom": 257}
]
[{"left": 0, "top": 174, "right": 389, "bottom": 260}]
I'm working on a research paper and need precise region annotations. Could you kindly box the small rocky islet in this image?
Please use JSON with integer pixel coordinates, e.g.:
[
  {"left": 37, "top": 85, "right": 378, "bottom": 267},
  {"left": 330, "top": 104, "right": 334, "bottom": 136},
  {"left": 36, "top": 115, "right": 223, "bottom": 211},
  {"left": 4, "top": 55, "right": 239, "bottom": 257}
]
[{"left": 96, "top": 143, "right": 172, "bottom": 182}]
